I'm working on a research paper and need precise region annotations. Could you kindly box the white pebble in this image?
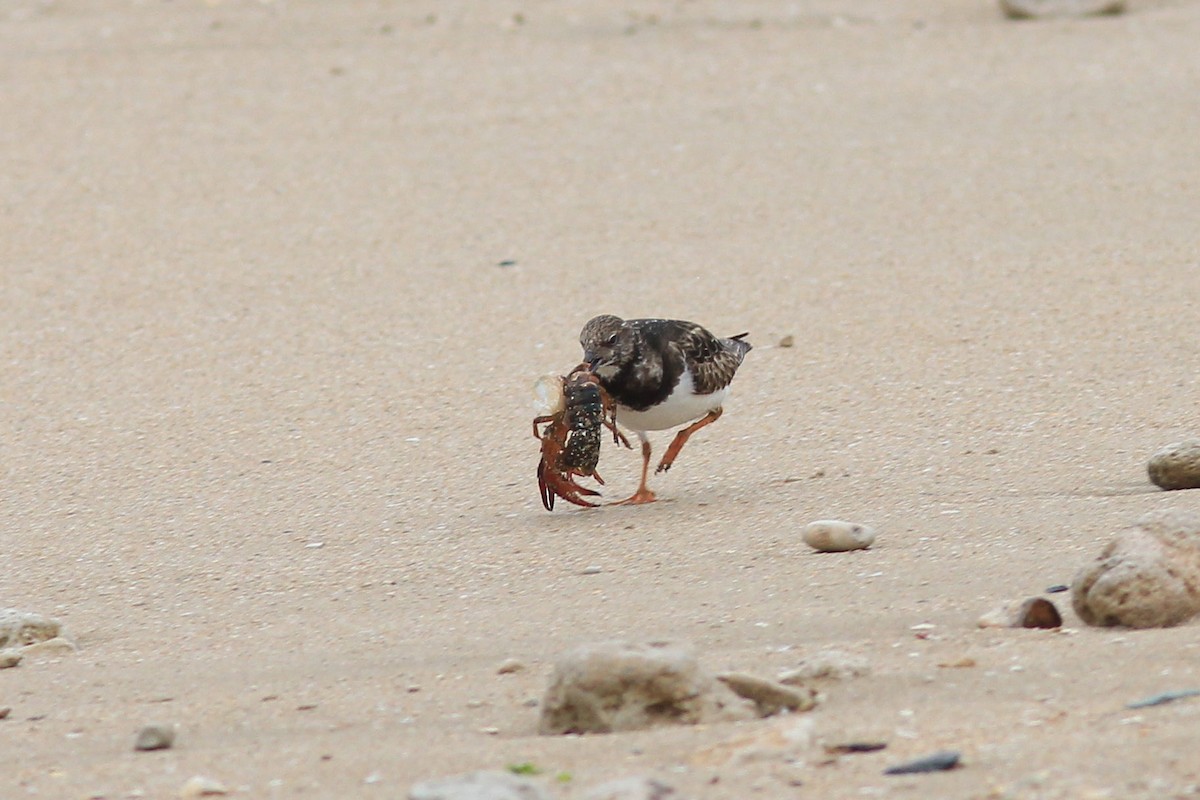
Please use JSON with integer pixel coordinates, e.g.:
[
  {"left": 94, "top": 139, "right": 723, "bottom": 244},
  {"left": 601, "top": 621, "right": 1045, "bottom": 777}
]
[
  {"left": 178, "top": 775, "right": 228, "bottom": 798},
  {"left": 801, "top": 520, "right": 876, "bottom": 553}
]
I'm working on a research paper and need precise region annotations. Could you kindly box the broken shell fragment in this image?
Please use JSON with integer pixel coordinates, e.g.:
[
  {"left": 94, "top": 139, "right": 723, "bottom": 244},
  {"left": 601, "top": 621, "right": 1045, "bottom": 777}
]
[{"left": 532, "top": 374, "right": 566, "bottom": 417}]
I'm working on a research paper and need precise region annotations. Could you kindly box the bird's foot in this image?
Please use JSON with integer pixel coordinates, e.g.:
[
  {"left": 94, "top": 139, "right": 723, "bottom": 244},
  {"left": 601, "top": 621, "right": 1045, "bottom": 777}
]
[{"left": 616, "top": 487, "right": 658, "bottom": 505}]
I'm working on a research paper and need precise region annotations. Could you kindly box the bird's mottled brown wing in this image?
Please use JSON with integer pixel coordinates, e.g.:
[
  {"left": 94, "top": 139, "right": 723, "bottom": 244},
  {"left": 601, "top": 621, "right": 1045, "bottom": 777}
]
[{"left": 655, "top": 320, "right": 752, "bottom": 396}]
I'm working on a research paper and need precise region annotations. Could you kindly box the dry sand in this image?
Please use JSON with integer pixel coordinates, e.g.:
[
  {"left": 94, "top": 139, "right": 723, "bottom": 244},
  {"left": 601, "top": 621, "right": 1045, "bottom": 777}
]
[{"left": 3, "top": 0, "right": 1200, "bottom": 797}]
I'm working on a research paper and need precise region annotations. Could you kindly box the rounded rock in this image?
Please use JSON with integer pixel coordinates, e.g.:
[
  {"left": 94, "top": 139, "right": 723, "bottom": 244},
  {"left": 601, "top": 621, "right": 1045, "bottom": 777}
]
[
  {"left": 1072, "top": 509, "right": 1200, "bottom": 628},
  {"left": 1148, "top": 439, "right": 1200, "bottom": 491},
  {"left": 801, "top": 520, "right": 875, "bottom": 553}
]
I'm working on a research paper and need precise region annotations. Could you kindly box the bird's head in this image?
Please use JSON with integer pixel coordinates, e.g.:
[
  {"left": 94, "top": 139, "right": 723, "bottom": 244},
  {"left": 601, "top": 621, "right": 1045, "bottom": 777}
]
[{"left": 579, "top": 314, "right": 635, "bottom": 377}]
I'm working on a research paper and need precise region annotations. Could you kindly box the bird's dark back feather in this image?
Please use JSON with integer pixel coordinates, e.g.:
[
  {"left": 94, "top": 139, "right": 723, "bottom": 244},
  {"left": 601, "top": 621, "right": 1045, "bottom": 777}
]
[{"left": 599, "top": 319, "right": 751, "bottom": 409}]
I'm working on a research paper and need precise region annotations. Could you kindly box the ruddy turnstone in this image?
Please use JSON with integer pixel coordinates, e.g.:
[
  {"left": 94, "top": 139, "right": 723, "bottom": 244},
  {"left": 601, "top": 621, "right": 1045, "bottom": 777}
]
[{"left": 579, "top": 314, "right": 751, "bottom": 504}]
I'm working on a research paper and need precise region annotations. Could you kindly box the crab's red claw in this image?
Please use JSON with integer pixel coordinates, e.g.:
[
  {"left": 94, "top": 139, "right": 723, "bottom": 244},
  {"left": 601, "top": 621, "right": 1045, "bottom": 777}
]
[
  {"left": 538, "top": 463, "right": 555, "bottom": 511},
  {"left": 568, "top": 481, "right": 601, "bottom": 498},
  {"left": 557, "top": 485, "right": 600, "bottom": 508},
  {"left": 539, "top": 470, "right": 601, "bottom": 509}
]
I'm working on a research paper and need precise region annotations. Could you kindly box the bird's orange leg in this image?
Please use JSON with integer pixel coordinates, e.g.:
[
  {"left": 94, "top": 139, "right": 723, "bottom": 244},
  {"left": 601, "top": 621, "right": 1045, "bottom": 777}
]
[
  {"left": 617, "top": 437, "right": 658, "bottom": 504},
  {"left": 656, "top": 407, "right": 723, "bottom": 474}
]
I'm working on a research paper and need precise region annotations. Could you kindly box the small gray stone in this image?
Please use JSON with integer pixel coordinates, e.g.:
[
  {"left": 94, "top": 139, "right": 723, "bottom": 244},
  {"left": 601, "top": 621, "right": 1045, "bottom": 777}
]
[
  {"left": 134, "top": 724, "right": 176, "bottom": 751},
  {"left": 1000, "top": 0, "right": 1123, "bottom": 18},
  {"left": 538, "top": 640, "right": 755, "bottom": 735},
  {"left": 1148, "top": 440, "right": 1200, "bottom": 491},
  {"left": 582, "top": 776, "right": 676, "bottom": 800},
  {"left": 1072, "top": 509, "right": 1200, "bottom": 628},
  {"left": 801, "top": 520, "right": 875, "bottom": 553},
  {"left": 408, "top": 770, "right": 553, "bottom": 800},
  {"left": 716, "top": 672, "right": 818, "bottom": 716},
  {"left": 0, "top": 651, "right": 21, "bottom": 669}
]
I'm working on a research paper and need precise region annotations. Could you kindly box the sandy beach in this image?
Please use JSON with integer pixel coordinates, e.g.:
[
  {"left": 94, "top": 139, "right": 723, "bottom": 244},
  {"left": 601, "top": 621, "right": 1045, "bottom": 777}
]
[{"left": 3, "top": 0, "right": 1200, "bottom": 797}]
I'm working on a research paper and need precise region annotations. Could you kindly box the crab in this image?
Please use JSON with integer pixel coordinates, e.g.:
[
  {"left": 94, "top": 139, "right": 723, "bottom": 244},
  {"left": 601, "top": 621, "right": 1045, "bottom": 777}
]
[{"left": 532, "top": 366, "right": 629, "bottom": 510}]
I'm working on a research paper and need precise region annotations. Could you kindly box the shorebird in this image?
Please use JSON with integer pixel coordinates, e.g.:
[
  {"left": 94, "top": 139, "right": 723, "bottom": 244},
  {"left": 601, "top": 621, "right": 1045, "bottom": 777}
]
[{"left": 579, "top": 314, "right": 751, "bottom": 504}]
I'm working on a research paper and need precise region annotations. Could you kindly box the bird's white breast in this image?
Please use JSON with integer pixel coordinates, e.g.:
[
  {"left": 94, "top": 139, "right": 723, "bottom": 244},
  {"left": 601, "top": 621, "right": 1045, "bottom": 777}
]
[{"left": 615, "top": 369, "right": 728, "bottom": 433}]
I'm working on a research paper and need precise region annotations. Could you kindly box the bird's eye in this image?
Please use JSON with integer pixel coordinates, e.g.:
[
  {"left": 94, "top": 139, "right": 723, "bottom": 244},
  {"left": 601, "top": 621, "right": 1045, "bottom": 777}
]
[{"left": 606, "top": 334, "right": 618, "bottom": 346}]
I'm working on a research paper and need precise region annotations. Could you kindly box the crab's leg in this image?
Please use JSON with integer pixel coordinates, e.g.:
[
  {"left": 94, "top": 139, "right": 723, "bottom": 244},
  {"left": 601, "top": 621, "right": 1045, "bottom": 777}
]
[
  {"left": 532, "top": 414, "right": 558, "bottom": 439},
  {"left": 596, "top": 386, "right": 631, "bottom": 449}
]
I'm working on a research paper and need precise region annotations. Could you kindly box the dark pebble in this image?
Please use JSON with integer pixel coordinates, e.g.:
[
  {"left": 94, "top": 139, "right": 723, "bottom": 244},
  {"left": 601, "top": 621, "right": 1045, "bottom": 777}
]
[
  {"left": 1045, "top": 584, "right": 1069, "bottom": 594},
  {"left": 826, "top": 741, "right": 887, "bottom": 754},
  {"left": 884, "top": 750, "right": 961, "bottom": 775},
  {"left": 1126, "top": 689, "right": 1200, "bottom": 709},
  {"left": 497, "top": 259, "right": 517, "bottom": 267}
]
